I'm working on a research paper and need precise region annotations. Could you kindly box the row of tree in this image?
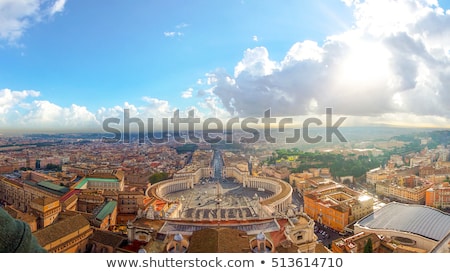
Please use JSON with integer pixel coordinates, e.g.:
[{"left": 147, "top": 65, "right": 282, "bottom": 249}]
[{"left": 270, "top": 150, "right": 384, "bottom": 178}]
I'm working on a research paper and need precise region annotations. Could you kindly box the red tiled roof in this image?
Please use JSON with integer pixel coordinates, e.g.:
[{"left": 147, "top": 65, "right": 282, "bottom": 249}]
[{"left": 59, "top": 189, "right": 80, "bottom": 203}]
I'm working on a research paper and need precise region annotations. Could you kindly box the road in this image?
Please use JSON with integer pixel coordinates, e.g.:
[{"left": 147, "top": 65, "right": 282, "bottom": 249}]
[
  {"left": 212, "top": 149, "right": 224, "bottom": 180},
  {"left": 313, "top": 221, "right": 344, "bottom": 247},
  {"left": 291, "top": 189, "right": 304, "bottom": 212}
]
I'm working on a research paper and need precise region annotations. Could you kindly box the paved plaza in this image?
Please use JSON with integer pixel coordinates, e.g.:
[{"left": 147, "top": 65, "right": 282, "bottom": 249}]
[{"left": 164, "top": 179, "right": 274, "bottom": 220}]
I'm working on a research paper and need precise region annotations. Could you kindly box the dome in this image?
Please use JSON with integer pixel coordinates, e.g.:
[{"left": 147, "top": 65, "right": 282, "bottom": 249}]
[
  {"left": 256, "top": 232, "right": 266, "bottom": 241},
  {"left": 138, "top": 248, "right": 147, "bottom": 253},
  {"left": 174, "top": 233, "right": 184, "bottom": 242}
]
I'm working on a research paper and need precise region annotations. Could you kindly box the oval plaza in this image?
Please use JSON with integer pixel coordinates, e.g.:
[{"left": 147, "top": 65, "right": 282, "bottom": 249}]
[
  {"left": 124, "top": 150, "right": 310, "bottom": 253},
  {"left": 145, "top": 150, "right": 293, "bottom": 220}
]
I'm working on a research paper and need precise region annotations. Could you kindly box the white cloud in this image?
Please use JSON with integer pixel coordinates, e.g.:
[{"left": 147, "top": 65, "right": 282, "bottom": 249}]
[
  {"left": 0, "top": 93, "right": 177, "bottom": 132},
  {"left": 176, "top": 22, "right": 189, "bottom": 29},
  {"left": 252, "top": 35, "right": 258, "bottom": 42},
  {"left": 347, "top": 112, "right": 450, "bottom": 128},
  {"left": 198, "top": 96, "right": 232, "bottom": 120},
  {"left": 205, "top": 73, "right": 218, "bottom": 85},
  {"left": 49, "top": 0, "right": 66, "bottom": 16},
  {"left": 0, "top": 88, "right": 103, "bottom": 132},
  {"left": 141, "top": 96, "right": 172, "bottom": 114},
  {"left": 234, "top": 47, "right": 278, "bottom": 78},
  {"left": 4, "top": 0, "right": 450, "bottom": 131},
  {"left": 0, "top": 88, "right": 222, "bottom": 132},
  {"left": 281, "top": 40, "right": 324, "bottom": 65},
  {"left": 341, "top": 0, "right": 359, "bottom": 7},
  {"left": 164, "top": 31, "right": 183, "bottom": 37},
  {"left": 24, "top": 100, "right": 62, "bottom": 123},
  {"left": 19, "top": 100, "right": 99, "bottom": 131},
  {"left": 63, "top": 104, "right": 98, "bottom": 127},
  {"left": 0, "top": 0, "right": 40, "bottom": 42},
  {"left": 208, "top": 0, "right": 450, "bottom": 127},
  {"left": 0, "top": 88, "right": 40, "bottom": 115},
  {"left": 0, "top": 0, "right": 67, "bottom": 43},
  {"left": 164, "top": 23, "right": 188, "bottom": 38},
  {"left": 181, "top": 88, "right": 193, "bottom": 98}
]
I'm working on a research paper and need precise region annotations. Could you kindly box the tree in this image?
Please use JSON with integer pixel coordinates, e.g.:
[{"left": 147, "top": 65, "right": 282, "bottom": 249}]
[
  {"left": 363, "top": 238, "right": 373, "bottom": 253},
  {"left": 149, "top": 172, "right": 169, "bottom": 184},
  {"left": 45, "top": 163, "right": 61, "bottom": 172}
]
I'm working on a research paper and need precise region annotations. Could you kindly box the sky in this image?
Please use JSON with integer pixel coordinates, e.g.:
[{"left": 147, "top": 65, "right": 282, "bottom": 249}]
[{"left": 1, "top": 0, "right": 450, "bottom": 134}]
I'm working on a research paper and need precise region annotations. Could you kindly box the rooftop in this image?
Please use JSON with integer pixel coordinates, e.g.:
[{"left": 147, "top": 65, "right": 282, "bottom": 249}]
[
  {"left": 31, "top": 196, "right": 59, "bottom": 206},
  {"left": 34, "top": 214, "right": 90, "bottom": 247},
  {"left": 187, "top": 227, "right": 250, "bottom": 253},
  {"left": 35, "top": 181, "right": 69, "bottom": 195},
  {"left": 3, "top": 206, "right": 36, "bottom": 223},
  {"left": 89, "top": 230, "right": 126, "bottom": 248},
  {"left": 74, "top": 177, "right": 120, "bottom": 189},
  {"left": 356, "top": 202, "right": 450, "bottom": 241},
  {"left": 59, "top": 189, "right": 81, "bottom": 203},
  {"left": 96, "top": 200, "right": 118, "bottom": 221}
]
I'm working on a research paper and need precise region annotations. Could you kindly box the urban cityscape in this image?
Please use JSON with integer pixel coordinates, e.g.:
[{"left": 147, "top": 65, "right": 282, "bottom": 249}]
[
  {"left": 1, "top": 128, "right": 449, "bottom": 253},
  {"left": 2, "top": 0, "right": 450, "bottom": 258}
]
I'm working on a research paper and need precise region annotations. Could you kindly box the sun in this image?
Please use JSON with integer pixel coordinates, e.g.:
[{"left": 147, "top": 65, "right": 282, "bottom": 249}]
[{"left": 337, "top": 40, "right": 391, "bottom": 87}]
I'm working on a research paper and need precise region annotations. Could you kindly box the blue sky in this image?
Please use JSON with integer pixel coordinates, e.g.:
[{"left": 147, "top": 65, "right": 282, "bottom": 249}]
[{"left": 1, "top": 0, "right": 450, "bottom": 133}]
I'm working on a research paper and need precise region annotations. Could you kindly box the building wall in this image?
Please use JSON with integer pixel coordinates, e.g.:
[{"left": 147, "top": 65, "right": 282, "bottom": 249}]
[
  {"left": 426, "top": 185, "right": 450, "bottom": 209},
  {"left": 62, "top": 165, "right": 92, "bottom": 176},
  {"left": 223, "top": 166, "right": 248, "bottom": 182},
  {"left": 118, "top": 193, "right": 144, "bottom": 214},
  {"left": 127, "top": 224, "right": 153, "bottom": 242},
  {"left": 95, "top": 205, "right": 118, "bottom": 230},
  {"left": 82, "top": 170, "right": 125, "bottom": 191},
  {"left": 0, "top": 164, "right": 15, "bottom": 174},
  {"left": 89, "top": 242, "right": 115, "bottom": 253},
  {"left": 285, "top": 214, "right": 317, "bottom": 253},
  {"left": 77, "top": 194, "right": 104, "bottom": 213},
  {"left": 39, "top": 225, "right": 93, "bottom": 253},
  {"left": 304, "top": 195, "right": 349, "bottom": 232},
  {"left": 125, "top": 172, "right": 151, "bottom": 187},
  {"left": 303, "top": 183, "right": 372, "bottom": 232},
  {"left": 0, "top": 177, "right": 26, "bottom": 211},
  {"left": 22, "top": 171, "right": 58, "bottom": 183},
  {"left": 332, "top": 232, "right": 381, "bottom": 253},
  {"left": 349, "top": 199, "right": 374, "bottom": 223},
  {"left": 0, "top": 176, "right": 63, "bottom": 213},
  {"left": 366, "top": 169, "right": 389, "bottom": 185},
  {"left": 376, "top": 182, "right": 430, "bottom": 204},
  {"left": 354, "top": 225, "right": 438, "bottom": 252},
  {"left": 30, "top": 198, "right": 61, "bottom": 229}
]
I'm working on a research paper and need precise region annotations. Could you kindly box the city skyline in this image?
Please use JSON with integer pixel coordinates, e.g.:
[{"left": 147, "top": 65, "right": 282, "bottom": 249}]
[
  {"left": 2, "top": 0, "right": 450, "bottom": 134},
  {"left": 1, "top": 130, "right": 450, "bottom": 254}
]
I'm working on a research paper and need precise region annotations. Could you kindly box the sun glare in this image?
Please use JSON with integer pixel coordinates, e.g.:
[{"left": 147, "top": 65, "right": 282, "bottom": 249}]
[{"left": 337, "top": 41, "right": 391, "bottom": 87}]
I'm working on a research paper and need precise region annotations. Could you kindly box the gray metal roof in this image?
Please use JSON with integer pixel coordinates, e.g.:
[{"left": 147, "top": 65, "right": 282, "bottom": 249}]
[{"left": 356, "top": 202, "right": 450, "bottom": 241}]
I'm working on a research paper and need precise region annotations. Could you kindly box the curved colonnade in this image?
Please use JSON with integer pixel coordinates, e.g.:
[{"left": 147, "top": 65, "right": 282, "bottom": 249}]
[{"left": 146, "top": 167, "right": 292, "bottom": 215}]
